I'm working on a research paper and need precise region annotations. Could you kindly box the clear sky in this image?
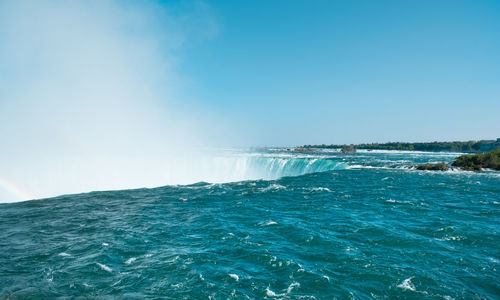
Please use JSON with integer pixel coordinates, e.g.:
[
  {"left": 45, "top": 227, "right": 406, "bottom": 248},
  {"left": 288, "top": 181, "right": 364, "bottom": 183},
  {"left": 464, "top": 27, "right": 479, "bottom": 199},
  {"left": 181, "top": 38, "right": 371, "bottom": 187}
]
[
  {"left": 0, "top": 0, "right": 500, "bottom": 201},
  {"left": 175, "top": 0, "right": 500, "bottom": 146},
  {"left": 2, "top": 0, "right": 500, "bottom": 147}
]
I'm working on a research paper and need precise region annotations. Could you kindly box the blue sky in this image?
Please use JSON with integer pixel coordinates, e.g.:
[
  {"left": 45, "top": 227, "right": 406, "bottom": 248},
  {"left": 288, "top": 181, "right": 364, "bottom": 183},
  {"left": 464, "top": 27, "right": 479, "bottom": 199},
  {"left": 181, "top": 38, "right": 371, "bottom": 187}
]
[
  {"left": 174, "top": 0, "right": 500, "bottom": 146},
  {"left": 1, "top": 0, "right": 499, "bottom": 148}
]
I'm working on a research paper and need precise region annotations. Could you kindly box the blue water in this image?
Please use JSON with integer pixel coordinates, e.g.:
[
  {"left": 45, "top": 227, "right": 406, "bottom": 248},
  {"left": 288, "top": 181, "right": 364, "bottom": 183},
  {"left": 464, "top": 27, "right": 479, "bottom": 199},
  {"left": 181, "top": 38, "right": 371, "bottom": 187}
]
[{"left": 1, "top": 149, "right": 499, "bottom": 299}]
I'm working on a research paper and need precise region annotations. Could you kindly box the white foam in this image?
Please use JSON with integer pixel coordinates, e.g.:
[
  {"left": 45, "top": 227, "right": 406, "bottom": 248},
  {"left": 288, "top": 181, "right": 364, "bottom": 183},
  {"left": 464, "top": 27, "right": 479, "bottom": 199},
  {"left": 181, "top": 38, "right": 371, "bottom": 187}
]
[
  {"left": 346, "top": 246, "right": 356, "bottom": 252},
  {"left": 125, "top": 257, "right": 136, "bottom": 265},
  {"left": 435, "top": 235, "right": 464, "bottom": 241},
  {"left": 385, "top": 199, "right": 413, "bottom": 205},
  {"left": 397, "top": 277, "right": 416, "bottom": 291},
  {"left": 222, "top": 232, "right": 235, "bottom": 240},
  {"left": 262, "top": 221, "right": 278, "bottom": 226},
  {"left": 265, "top": 287, "right": 284, "bottom": 297},
  {"left": 265, "top": 288, "right": 277, "bottom": 297},
  {"left": 96, "top": 263, "right": 112, "bottom": 273},
  {"left": 260, "top": 184, "right": 286, "bottom": 192},
  {"left": 229, "top": 273, "right": 239, "bottom": 281},
  {"left": 345, "top": 165, "right": 385, "bottom": 169},
  {"left": 287, "top": 282, "right": 300, "bottom": 293},
  {"left": 308, "top": 187, "right": 332, "bottom": 192}
]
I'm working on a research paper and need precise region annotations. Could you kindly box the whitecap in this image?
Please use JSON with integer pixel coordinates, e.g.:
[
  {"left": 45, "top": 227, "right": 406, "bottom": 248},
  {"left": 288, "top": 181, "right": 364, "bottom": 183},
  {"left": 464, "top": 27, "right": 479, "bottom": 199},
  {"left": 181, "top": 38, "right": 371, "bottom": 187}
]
[
  {"left": 125, "top": 257, "right": 136, "bottom": 265},
  {"left": 385, "top": 199, "right": 413, "bottom": 205},
  {"left": 345, "top": 164, "right": 364, "bottom": 169},
  {"left": 222, "top": 232, "right": 235, "bottom": 240},
  {"left": 308, "top": 187, "right": 332, "bottom": 192},
  {"left": 286, "top": 282, "right": 300, "bottom": 293},
  {"left": 266, "top": 287, "right": 285, "bottom": 297},
  {"left": 435, "top": 235, "right": 464, "bottom": 241},
  {"left": 229, "top": 273, "right": 239, "bottom": 281},
  {"left": 346, "top": 165, "right": 387, "bottom": 169},
  {"left": 397, "top": 277, "right": 416, "bottom": 291},
  {"left": 96, "top": 263, "right": 112, "bottom": 273},
  {"left": 260, "top": 184, "right": 286, "bottom": 192},
  {"left": 262, "top": 221, "right": 278, "bottom": 226}
]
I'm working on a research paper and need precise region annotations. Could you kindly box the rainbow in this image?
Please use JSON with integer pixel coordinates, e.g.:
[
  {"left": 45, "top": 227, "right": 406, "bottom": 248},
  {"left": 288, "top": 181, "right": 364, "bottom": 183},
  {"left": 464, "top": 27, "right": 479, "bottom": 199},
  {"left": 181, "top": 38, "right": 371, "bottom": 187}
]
[{"left": 0, "top": 175, "right": 34, "bottom": 202}]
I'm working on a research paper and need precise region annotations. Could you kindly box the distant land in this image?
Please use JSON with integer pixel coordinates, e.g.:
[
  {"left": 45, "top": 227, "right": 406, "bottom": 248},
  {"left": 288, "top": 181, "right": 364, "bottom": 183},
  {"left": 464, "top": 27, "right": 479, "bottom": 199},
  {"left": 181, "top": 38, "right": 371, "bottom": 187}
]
[
  {"left": 302, "top": 138, "right": 500, "bottom": 153},
  {"left": 415, "top": 149, "right": 500, "bottom": 171}
]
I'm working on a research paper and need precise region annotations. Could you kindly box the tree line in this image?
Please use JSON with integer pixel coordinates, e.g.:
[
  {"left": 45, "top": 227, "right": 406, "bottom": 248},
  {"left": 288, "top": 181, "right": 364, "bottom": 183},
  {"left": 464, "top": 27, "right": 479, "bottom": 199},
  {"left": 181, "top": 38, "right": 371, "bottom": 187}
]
[{"left": 303, "top": 140, "right": 497, "bottom": 152}]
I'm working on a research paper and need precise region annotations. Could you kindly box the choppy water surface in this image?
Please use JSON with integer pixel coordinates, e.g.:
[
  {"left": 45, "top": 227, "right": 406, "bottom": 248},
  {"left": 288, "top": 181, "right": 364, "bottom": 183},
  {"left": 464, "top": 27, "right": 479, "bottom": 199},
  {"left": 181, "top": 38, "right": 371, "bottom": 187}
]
[{"left": 1, "top": 149, "right": 499, "bottom": 299}]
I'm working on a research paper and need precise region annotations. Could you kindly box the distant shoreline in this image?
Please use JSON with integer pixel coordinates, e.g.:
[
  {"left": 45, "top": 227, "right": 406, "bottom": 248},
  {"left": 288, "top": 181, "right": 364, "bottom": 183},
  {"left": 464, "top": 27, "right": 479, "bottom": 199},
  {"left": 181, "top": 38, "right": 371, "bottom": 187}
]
[{"left": 301, "top": 139, "right": 500, "bottom": 153}]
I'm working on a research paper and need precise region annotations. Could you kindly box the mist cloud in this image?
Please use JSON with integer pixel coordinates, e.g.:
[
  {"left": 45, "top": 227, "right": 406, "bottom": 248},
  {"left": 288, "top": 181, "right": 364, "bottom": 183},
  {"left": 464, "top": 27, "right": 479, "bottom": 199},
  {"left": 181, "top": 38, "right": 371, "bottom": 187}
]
[{"left": 0, "top": 0, "right": 221, "bottom": 202}]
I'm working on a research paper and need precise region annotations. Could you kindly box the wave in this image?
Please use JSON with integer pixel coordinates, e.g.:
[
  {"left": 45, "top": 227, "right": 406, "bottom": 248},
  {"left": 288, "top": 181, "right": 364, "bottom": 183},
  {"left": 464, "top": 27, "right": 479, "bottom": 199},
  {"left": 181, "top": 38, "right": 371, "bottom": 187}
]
[
  {"left": 241, "top": 155, "right": 347, "bottom": 179},
  {"left": 190, "top": 154, "right": 349, "bottom": 184}
]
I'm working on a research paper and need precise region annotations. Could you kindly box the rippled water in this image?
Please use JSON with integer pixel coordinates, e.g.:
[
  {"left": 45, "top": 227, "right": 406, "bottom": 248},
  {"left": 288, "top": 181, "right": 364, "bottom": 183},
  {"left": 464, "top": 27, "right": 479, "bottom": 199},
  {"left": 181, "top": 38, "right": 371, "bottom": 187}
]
[{"left": 1, "top": 150, "right": 499, "bottom": 299}]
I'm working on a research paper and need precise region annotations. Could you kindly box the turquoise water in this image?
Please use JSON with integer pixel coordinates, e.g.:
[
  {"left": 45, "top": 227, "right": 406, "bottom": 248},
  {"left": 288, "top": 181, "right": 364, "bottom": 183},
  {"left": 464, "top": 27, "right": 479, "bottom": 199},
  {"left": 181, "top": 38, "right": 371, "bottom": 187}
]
[{"left": 1, "top": 150, "right": 499, "bottom": 299}]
